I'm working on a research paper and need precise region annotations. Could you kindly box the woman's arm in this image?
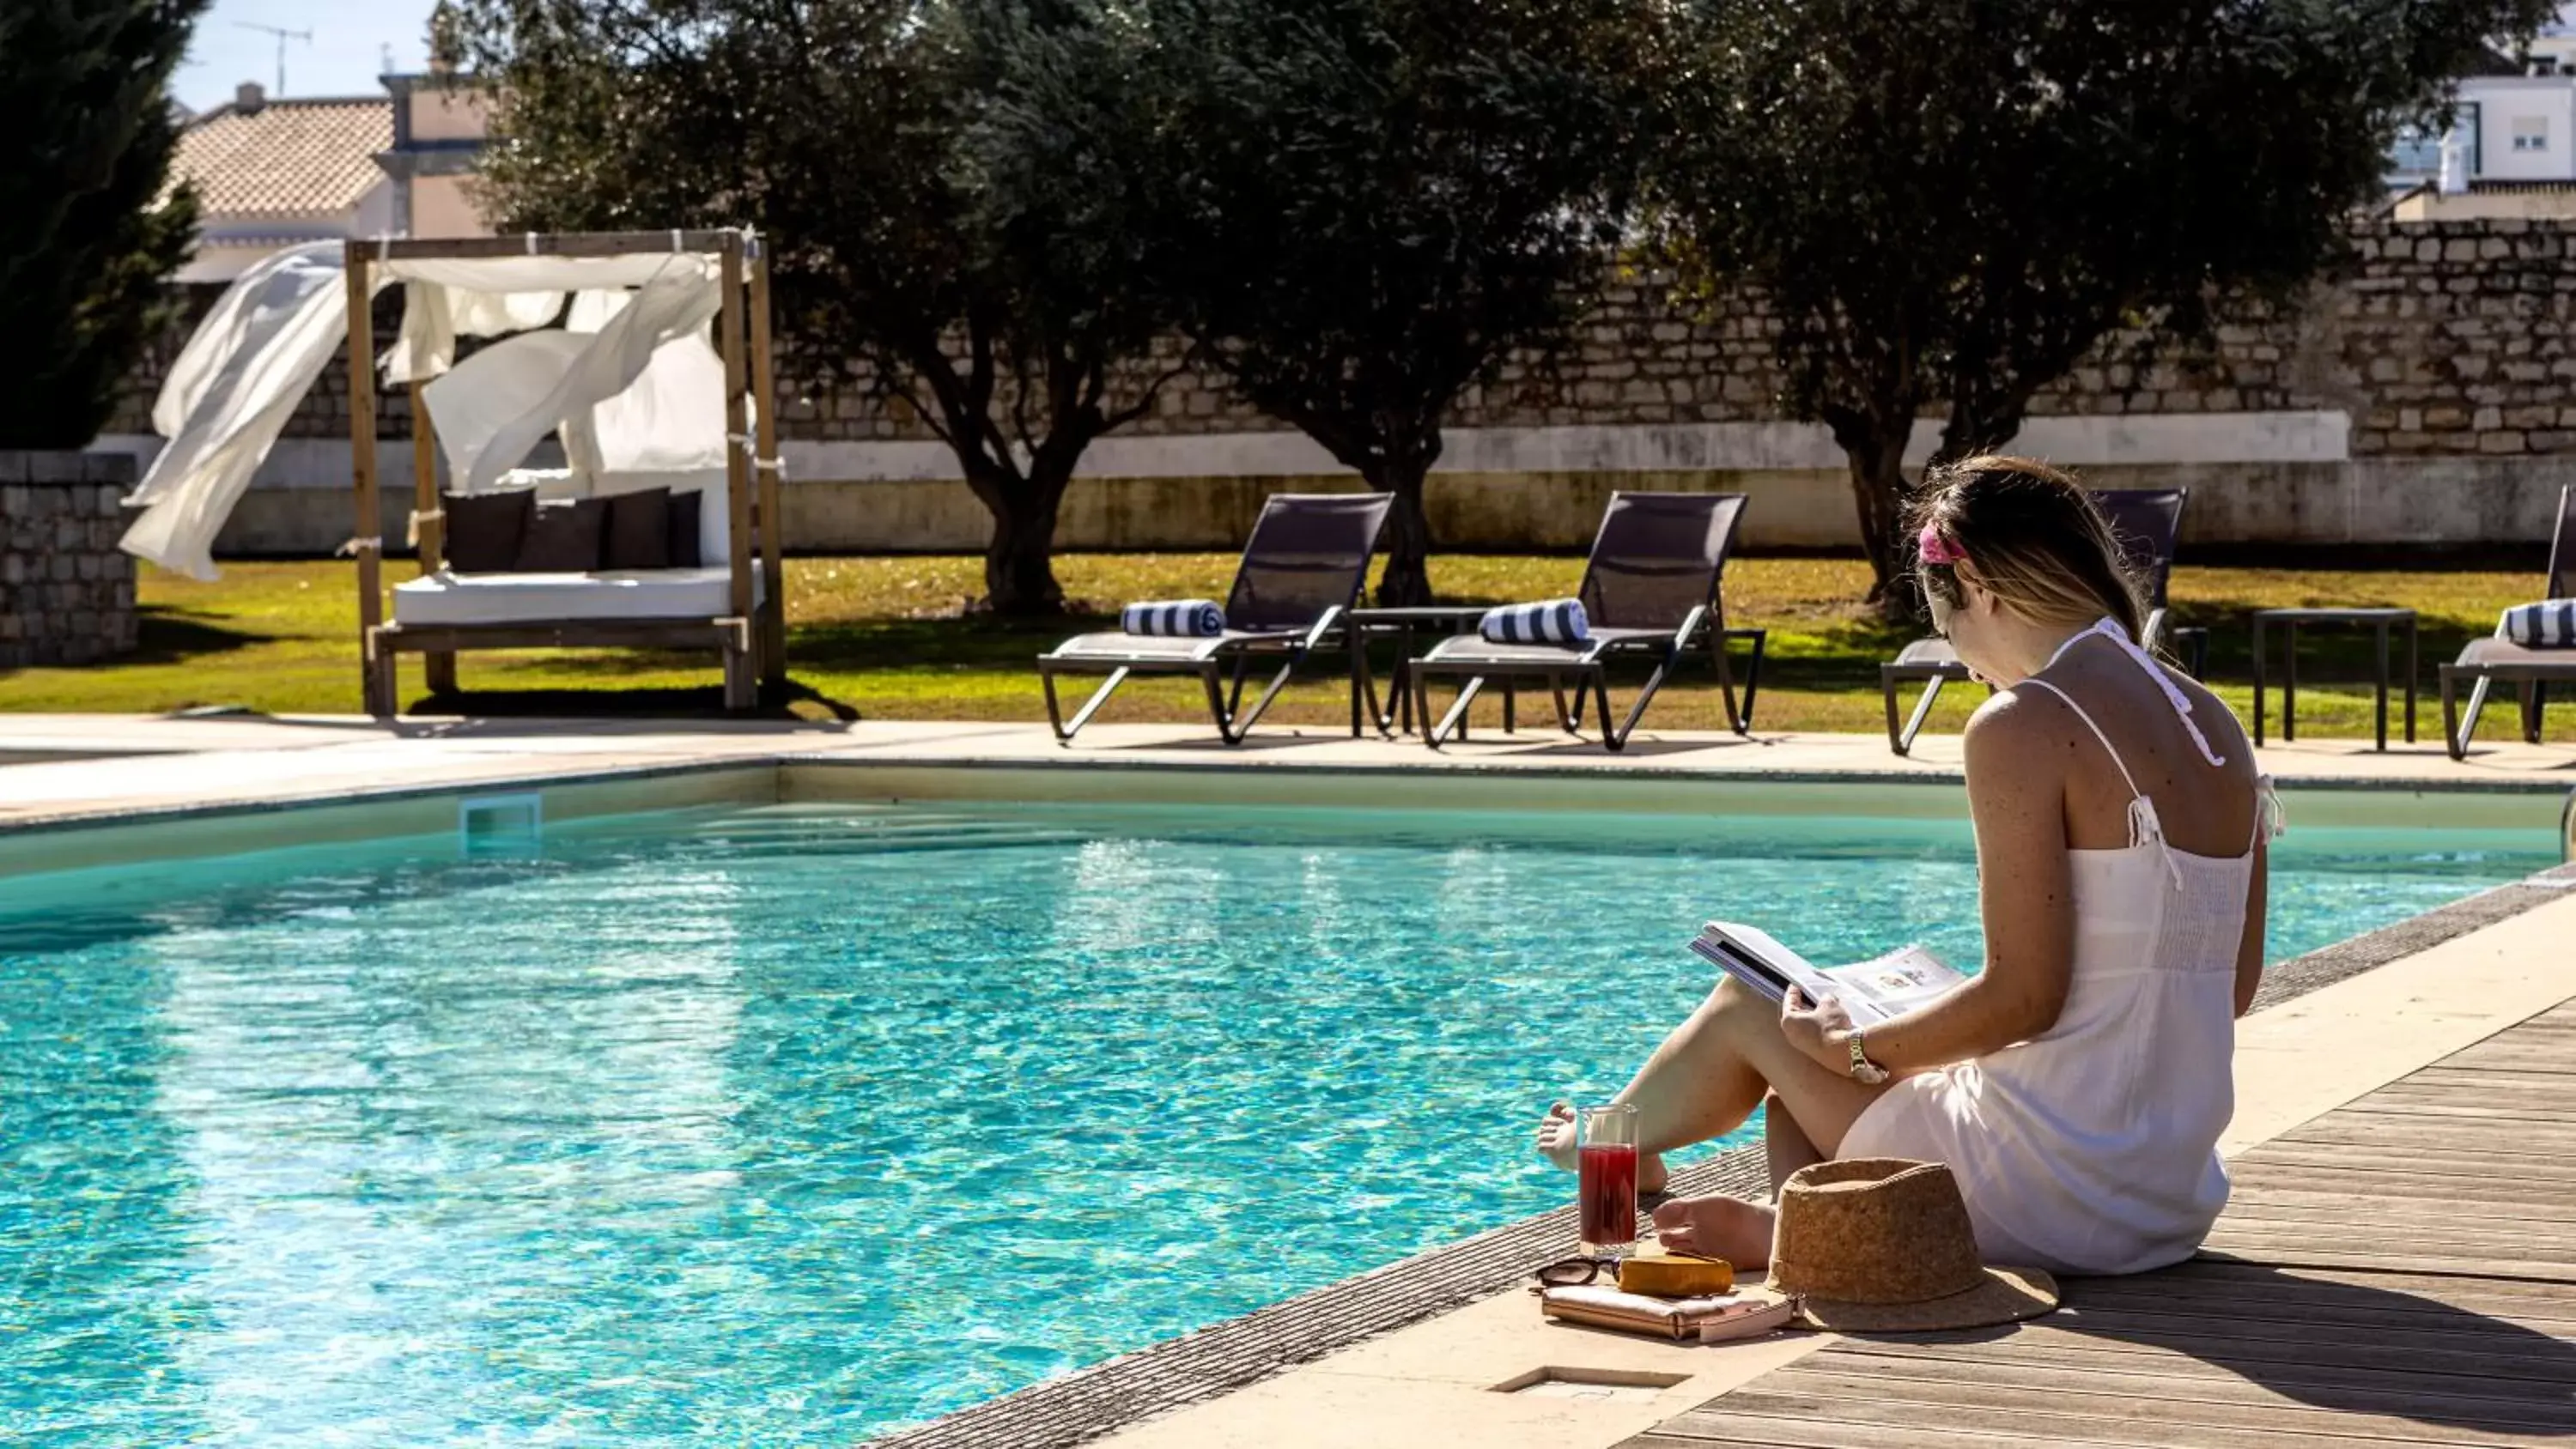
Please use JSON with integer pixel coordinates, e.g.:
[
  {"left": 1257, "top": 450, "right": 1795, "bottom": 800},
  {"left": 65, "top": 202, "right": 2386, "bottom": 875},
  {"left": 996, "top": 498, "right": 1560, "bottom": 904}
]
[
  {"left": 2233, "top": 836, "right": 2268, "bottom": 1017},
  {"left": 1789, "top": 696, "right": 2078, "bottom": 1073}
]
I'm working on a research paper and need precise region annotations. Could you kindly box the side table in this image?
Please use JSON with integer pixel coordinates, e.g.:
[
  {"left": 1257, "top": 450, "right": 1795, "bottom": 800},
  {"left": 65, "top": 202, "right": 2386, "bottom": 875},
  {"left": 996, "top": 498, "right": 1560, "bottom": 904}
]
[
  {"left": 1345, "top": 605, "right": 1498, "bottom": 737},
  {"left": 2251, "top": 608, "right": 2418, "bottom": 751}
]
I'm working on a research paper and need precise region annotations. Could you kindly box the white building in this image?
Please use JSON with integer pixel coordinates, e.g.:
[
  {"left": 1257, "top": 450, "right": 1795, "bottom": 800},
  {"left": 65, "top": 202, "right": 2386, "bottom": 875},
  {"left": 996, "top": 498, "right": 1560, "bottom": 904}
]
[
  {"left": 165, "top": 75, "right": 492, "bottom": 283},
  {"left": 2388, "top": 13, "right": 2576, "bottom": 213},
  {"left": 168, "top": 83, "right": 398, "bottom": 282}
]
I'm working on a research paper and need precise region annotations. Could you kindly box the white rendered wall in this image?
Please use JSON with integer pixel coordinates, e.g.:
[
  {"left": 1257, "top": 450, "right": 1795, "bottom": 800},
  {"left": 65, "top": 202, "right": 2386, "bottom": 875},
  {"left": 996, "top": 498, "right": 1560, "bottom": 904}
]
[{"left": 2470, "top": 76, "right": 2576, "bottom": 182}]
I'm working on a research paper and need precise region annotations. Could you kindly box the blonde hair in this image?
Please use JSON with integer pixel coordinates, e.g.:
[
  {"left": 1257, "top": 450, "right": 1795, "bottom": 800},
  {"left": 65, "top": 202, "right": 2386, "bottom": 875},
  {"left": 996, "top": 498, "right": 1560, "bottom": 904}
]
[{"left": 1909, "top": 456, "right": 2145, "bottom": 641}]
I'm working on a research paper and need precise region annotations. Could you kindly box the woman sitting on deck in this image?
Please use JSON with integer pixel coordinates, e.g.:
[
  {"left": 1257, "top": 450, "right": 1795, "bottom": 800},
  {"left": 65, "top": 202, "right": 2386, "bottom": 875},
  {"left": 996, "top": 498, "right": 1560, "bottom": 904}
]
[{"left": 1540, "top": 456, "right": 2277, "bottom": 1276}]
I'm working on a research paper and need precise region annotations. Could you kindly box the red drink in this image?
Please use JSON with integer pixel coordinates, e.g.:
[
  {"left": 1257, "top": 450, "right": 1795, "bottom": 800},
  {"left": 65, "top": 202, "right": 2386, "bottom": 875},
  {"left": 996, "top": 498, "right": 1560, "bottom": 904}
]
[{"left": 1578, "top": 1142, "right": 1639, "bottom": 1247}]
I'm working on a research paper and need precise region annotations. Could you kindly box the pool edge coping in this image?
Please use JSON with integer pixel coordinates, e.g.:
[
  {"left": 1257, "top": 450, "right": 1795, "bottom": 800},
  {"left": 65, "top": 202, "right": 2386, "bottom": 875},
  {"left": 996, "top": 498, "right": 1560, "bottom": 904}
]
[{"left": 5, "top": 745, "right": 2571, "bottom": 844}]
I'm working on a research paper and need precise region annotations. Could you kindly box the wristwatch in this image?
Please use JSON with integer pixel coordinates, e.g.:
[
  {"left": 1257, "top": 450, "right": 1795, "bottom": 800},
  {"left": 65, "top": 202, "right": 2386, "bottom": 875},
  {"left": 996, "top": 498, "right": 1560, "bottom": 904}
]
[{"left": 1847, "top": 1031, "right": 1890, "bottom": 1085}]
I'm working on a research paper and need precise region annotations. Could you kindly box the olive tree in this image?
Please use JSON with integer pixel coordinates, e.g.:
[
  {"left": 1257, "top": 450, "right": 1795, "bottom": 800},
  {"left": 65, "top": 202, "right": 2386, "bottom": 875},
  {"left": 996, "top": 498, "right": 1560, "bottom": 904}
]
[
  {"left": 1656, "top": 0, "right": 2559, "bottom": 609},
  {"left": 440, "top": 0, "right": 1185, "bottom": 615}
]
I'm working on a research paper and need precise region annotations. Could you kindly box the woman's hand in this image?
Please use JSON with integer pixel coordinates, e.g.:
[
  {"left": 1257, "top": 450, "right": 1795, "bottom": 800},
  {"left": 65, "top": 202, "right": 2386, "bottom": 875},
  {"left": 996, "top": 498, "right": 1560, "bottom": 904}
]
[{"left": 1780, "top": 985, "right": 1856, "bottom": 1070}]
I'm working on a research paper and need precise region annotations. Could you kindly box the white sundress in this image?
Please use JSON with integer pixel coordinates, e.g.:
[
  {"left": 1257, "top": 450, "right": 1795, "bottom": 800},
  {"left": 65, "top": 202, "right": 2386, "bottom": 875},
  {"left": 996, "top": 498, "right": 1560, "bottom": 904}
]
[{"left": 1839, "top": 618, "right": 2281, "bottom": 1276}]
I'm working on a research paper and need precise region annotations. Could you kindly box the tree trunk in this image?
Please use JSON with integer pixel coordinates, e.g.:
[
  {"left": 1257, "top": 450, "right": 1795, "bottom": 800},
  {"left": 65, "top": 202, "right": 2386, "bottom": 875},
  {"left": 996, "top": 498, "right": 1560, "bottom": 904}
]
[
  {"left": 1832, "top": 417, "right": 1917, "bottom": 623},
  {"left": 969, "top": 459, "right": 1071, "bottom": 617},
  {"left": 1363, "top": 453, "right": 1436, "bottom": 607}
]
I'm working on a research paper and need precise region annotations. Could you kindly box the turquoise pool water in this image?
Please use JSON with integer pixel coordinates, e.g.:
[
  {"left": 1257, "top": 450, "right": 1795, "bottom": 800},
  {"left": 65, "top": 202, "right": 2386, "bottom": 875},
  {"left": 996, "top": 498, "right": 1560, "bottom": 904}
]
[{"left": 0, "top": 799, "right": 2552, "bottom": 1444}]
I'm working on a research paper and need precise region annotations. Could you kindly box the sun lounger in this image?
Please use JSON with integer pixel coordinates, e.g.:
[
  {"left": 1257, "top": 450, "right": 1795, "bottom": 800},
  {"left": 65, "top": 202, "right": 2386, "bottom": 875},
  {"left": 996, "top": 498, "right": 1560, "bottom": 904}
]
[
  {"left": 1039, "top": 492, "right": 1394, "bottom": 745},
  {"left": 2439, "top": 482, "right": 2576, "bottom": 759},
  {"left": 1405, "top": 492, "right": 1765, "bottom": 752},
  {"left": 1881, "top": 487, "right": 2201, "bottom": 755}
]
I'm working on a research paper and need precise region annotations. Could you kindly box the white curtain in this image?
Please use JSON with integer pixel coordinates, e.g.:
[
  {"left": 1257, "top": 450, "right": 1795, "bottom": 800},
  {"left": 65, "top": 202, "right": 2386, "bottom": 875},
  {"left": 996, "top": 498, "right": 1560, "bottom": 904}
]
[
  {"left": 122, "top": 243, "right": 371, "bottom": 581},
  {"left": 381, "top": 252, "right": 716, "bottom": 385},
  {"left": 449, "top": 261, "right": 726, "bottom": 496},
  {"left": 419, "top": 330, "right": 595, "bottom": 491},
  {"left": 121, "top": 246, "right": 728, "bottom": 580}
]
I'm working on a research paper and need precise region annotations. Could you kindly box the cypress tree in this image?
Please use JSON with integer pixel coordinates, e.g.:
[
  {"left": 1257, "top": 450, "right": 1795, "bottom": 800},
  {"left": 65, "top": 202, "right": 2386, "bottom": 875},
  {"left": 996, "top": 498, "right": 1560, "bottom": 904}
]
[{"left": 0, "top": 0, "right": 207, "bottom": 447}]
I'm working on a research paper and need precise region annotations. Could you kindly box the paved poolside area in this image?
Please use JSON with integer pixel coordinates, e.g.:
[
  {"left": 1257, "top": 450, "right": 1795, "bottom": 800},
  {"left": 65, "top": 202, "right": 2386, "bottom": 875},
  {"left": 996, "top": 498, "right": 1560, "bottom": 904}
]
[{"left": 3, "top": 712, "right": 2573, "bottom": 1448}]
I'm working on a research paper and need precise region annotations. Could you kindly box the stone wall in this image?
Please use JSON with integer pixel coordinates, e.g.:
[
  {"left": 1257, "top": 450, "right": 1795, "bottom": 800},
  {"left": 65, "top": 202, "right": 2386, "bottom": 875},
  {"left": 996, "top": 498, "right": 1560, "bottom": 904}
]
[
  {"left": 0, "top": 452, "right": 138, "bottom": 668},
  {"left": 109, "top": 220, "right": 2576, "bottom": 452},
  {"left": 763, "top": 219, "right": 2576, "bottom": 452},
  {"left": 90, "top": 218, "right": 2576, "bottom": 556}
]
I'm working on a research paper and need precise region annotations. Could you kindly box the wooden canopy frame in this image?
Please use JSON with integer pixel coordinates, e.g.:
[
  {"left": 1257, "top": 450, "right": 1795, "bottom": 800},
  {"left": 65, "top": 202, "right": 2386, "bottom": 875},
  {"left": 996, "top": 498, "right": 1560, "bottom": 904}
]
[{"left": 349, "top": 228, "right": 787, "bottom": 717}]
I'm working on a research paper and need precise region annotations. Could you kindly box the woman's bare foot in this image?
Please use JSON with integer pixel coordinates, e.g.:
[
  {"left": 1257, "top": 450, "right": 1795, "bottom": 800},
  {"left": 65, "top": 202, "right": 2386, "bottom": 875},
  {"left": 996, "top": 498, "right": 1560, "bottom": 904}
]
[
  {"left": 1650, "top": 1194, "right": 1776, "bottom": 1269},
  {"left": 1534, "top": 1101, "right": 1669, "bottom": 1191}
]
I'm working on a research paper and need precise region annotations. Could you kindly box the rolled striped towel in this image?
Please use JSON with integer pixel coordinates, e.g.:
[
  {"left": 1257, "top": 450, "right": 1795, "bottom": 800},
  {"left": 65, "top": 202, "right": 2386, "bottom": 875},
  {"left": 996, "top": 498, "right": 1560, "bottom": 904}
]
[
  {"left": 1122, "top": 599, "right": 1226, "bottom": 637},
  {"left": 1479, "top": 598, "right": 1590, "bottom": 645},
  {"left": 2500, "top": 599, "right": 2576, "bottom": 648}
]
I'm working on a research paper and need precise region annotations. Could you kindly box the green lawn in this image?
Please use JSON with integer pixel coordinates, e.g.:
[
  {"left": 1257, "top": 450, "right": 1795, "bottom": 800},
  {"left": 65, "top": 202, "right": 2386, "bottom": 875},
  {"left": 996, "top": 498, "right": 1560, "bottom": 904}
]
[{"left": 3, "top": 554, "right": 2567, "bottom": 743}]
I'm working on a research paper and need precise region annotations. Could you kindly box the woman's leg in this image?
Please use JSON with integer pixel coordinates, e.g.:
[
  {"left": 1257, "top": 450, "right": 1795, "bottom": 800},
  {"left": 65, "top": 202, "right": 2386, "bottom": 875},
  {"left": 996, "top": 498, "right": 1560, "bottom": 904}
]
[
  {"left": 1538, "top": 977, "right": 1886, "bottom": 1190},
  {"left": 1538, "top": 978, "right": 1765, "bottom": 1189},
  {"left": 1649, "top": 1094, "right": 1828, "bottom": 1267},
  {"left": 1764, "top": 1094, "right": 1826, "bottom": 1191}
]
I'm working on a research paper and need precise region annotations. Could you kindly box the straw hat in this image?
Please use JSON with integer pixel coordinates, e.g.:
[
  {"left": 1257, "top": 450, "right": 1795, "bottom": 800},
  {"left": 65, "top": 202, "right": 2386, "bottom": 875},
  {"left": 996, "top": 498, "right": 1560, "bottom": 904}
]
[{"left": 1765, "top": 1158, "right": 2058, "bottom": 1331}]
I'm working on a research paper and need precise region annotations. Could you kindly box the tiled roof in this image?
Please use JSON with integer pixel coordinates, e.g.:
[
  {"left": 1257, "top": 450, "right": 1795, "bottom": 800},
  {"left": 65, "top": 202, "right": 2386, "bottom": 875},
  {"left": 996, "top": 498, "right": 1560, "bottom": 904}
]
[{"left": 170, "top": 97, "right": 392, "bottom": 218}]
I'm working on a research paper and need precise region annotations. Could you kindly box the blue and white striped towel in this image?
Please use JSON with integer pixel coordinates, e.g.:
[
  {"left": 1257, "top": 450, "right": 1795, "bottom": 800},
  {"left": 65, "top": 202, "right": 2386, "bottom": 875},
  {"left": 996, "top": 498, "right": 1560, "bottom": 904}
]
[
  {"left": 1479, "top": 598, "right": 1590, "bottom": 645},
  {"left": 2500, "top": 599, "right": 2576, "bottom": 648},
  {"left": 1122, "top": 599, "right": 1226, "bottom": 637}
]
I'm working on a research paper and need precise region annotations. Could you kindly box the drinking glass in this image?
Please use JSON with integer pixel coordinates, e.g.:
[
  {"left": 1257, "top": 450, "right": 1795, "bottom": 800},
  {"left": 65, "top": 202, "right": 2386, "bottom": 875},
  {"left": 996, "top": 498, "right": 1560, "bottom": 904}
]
[{"left": 1576, "top": 1102, "right": 1640, "bottom": 1256}]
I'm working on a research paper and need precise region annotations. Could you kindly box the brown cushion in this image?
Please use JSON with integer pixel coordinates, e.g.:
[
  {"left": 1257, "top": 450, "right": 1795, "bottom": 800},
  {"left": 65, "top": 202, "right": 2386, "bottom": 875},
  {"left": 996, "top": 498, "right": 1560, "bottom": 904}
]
[
  {"left": 513, "top": 497, "right": 608, "bottom": 572},
  {"left": 602, "top": 486, "right": 673, "bottom": 570},
  {"left": 442, "top": 490, "right": 532, "bottom": 573},
  {"left": 667, "top": 489, "right": 704, "bottom": 568}
]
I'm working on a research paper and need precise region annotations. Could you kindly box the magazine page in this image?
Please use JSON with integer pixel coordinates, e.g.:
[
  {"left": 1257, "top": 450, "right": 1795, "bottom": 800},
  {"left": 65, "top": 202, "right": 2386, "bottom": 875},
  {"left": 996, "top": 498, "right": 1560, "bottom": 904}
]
[
  {"left": 1697, "top": 921, "right": 1871, "bottom": 1019},
  {"left": 1820, "top": 944, "right": 1968, "bottom": 1017}
]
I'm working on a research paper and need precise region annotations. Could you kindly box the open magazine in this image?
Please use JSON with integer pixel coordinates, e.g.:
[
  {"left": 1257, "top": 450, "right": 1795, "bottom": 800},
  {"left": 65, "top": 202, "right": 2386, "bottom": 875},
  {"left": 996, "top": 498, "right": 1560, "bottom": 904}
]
[{"left": 1688, "top": 920, "right": 1967, "bottom": 1026}]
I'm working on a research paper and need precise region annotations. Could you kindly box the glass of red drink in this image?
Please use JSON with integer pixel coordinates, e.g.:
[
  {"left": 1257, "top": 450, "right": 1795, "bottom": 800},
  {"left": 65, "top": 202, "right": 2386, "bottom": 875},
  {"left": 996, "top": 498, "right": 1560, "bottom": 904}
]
[{"left": 1577, "top": 1102, "right": 1641, "bottom": 1255}]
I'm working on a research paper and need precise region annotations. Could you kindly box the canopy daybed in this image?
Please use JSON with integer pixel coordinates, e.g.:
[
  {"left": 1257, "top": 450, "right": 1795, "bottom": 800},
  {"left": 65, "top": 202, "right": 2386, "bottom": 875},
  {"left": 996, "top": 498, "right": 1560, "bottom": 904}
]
[{"left": 121, "top": 228, "right": 787, "bottom": 716}]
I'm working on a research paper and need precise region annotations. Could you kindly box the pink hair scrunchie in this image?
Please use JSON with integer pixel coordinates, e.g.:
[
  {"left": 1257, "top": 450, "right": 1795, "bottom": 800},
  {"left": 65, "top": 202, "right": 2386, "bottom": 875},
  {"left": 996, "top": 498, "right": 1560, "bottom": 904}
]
[{"left": 1917, "top": 523, "right": 1966, "bottom": 567}]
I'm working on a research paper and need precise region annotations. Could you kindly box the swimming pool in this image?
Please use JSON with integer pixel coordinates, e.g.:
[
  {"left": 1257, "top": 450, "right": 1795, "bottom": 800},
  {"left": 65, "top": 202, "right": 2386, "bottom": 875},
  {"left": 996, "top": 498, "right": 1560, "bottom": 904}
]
[{"left": 0, "top": 797, "right": 2553, "bottom": 1443}]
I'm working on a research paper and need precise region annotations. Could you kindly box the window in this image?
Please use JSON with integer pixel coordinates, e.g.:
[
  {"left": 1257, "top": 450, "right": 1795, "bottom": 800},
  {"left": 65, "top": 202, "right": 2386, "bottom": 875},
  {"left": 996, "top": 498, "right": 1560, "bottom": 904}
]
[
  {"left": 2513, "top": 115, "right": 2549, "bottom": 153},
  {"left": 2388, "top": 124, "right": 2443, "bottom": 176}
]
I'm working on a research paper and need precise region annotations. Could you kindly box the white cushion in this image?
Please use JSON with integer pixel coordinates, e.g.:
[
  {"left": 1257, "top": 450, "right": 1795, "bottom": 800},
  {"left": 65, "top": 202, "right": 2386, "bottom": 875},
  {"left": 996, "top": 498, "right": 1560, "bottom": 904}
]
[
  {"left": 392, "top": 567, "right": 750, "bottom": 627},
  {"left": 493, "top": 466, "right": 592, "bottom": 502}
]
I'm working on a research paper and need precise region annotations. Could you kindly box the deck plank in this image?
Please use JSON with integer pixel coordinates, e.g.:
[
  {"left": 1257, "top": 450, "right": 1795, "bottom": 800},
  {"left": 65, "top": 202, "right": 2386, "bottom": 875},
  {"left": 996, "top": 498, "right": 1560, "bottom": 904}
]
[
  {"left": 1791, "top": 1349, "right": 2576, "bottom": 1433},
  {"left": 1843, "top": 1335, "right": 2576, "bottom": 1408},
  {"left": 1664, "top": 1391, "right": 2520, "bottom": 1449},
  {"left": 1611, "top": 1001, "right": 2576, "bottom": 1449},
  {"left": 1743, "top": 1367, "right": 2576, "bottom": 1446}
]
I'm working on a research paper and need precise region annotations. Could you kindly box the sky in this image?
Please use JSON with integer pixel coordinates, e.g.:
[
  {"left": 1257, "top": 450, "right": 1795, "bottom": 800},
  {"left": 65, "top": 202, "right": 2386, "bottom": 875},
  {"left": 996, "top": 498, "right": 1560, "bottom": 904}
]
[
  {"left": 174, "top": 0, "right": 443, "bottom": 112},
  {"left": 166, "top": 0, "right": 2576, "bottom": 116}
]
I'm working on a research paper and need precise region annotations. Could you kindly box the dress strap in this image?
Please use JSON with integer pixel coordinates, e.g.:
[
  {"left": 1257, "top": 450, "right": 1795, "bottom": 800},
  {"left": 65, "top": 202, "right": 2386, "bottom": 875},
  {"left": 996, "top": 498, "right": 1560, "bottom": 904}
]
[
  {"left": 2046, "top": 618, "right": 2226, "bottom": 769},
  {"left": 2016, "top": 677, "right": 2178, "bottom": 888},
  {"left": 2250, "top": 774, "right": 2287, "bottom": 852},
  {"left": 2017, "top": 678, "right": 2149, "bottom": 806}
]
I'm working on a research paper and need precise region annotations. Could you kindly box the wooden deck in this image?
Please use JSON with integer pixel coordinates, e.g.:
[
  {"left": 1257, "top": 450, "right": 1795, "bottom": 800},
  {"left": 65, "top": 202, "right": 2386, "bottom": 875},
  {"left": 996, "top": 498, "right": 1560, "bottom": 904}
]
[{"left": 1622, "top": 999, "right": 2576, "bottom": 1449}]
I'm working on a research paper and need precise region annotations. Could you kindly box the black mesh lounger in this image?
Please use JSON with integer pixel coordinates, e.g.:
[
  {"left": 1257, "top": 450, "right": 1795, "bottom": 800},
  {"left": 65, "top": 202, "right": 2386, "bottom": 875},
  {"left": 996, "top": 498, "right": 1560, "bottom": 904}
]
[
  {"left": 2439, "top": 483, "right": 2576, "bottom": 760},
  {"left": 1881, "top": 487, "right": 2206, "bottom": 755},
  {"left": 1038, "top": 492, "right": 1394, "bottom": 745},
  {"left": 1404, "top": 492, "right": 1767, "bottom": 753}
]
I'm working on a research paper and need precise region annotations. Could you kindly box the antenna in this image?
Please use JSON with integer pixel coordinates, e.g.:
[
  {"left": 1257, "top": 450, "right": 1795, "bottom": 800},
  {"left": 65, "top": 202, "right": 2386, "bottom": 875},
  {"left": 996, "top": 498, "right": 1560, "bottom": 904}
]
[{"left": 235, "top": 21, "right": 313, "bottom": 95}]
